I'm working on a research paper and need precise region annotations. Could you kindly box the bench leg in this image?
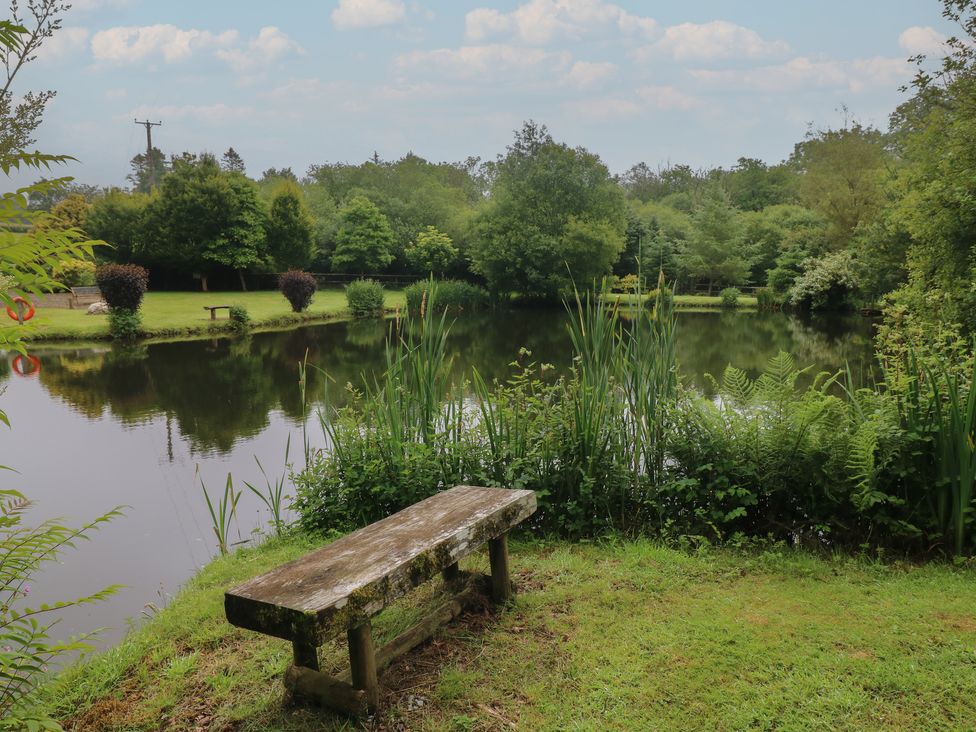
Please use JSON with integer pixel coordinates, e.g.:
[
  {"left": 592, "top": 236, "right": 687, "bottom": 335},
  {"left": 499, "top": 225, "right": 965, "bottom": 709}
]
[
  {"left": 441, "top": 561, "right": 460, "bottom": 583},
  {"left": 210, "top": 309, "right": 216, "bottom": 320},
  {"left": 488, "top": 533, "right": 512, "bottom": 603},
  {"left": 348, "top": 621, "right": 379, "bottom": 712},
  {"left": 292, "top": 634, "right": 319, "bottom": 671}
]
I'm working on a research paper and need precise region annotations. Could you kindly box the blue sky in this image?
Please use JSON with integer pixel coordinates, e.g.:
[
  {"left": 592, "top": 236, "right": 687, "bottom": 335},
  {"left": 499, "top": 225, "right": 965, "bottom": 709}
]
[{"left": 15, "top": 0, "right": 957, "bottom": 187}]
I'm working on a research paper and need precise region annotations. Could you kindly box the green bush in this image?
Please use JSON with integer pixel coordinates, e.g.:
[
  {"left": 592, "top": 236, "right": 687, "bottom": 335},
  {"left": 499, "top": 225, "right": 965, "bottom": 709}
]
[
  {"left": 279, "top": 270, "right": 317, "bottom": 313},
  {"left": 95, "top": 263, "right": 148, "bottom": 311},
  {"left": 720, "top": 287, "right": 741, "bottom": 308},
  {"left": 229, "top": 304, "right": 250, "bottom": 332},
  {"left": 404, "top": 279, "right": 489, "bottom": 313},
  {"left": 345, "top": 278, "right": 385, "bottom": 317},
  {"left": 108, "top": 308, "right": 142, "bottom": 340},
  {"left": 52, "top": 259, "right": 96, "bottom": 287},
  {"left": 755, "top": 287, "right": 783, "bottom": 310}
]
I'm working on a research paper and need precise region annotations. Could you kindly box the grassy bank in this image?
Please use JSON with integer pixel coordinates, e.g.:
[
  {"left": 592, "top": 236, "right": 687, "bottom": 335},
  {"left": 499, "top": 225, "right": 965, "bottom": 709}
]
[
  {"left": 7, "top": 289, "right": 406, "bottom": 342},
  {"left": 604, "top": 293, "right": 759, "bottom": 308},
  {"left": 46, "top": 535, "right": 976, "bottom": 731}
]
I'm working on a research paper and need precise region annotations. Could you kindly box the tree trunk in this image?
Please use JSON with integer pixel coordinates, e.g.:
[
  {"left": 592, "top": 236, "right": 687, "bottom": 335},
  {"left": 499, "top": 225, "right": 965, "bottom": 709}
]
[
  {"left": 238, "top": 269, "right": 247, "bottom": 292},
  {"left": 201, "top": 276, "right": 209, "bottom": 292},
  {"left": 707, "top": 279, "right": 713, "bottom": 296}
]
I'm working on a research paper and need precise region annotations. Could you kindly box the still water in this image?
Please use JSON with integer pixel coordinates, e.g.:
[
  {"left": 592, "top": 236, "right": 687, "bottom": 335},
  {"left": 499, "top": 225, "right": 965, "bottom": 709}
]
[{"left": 0, "top": 309, "right": 876, "bottom": 648}]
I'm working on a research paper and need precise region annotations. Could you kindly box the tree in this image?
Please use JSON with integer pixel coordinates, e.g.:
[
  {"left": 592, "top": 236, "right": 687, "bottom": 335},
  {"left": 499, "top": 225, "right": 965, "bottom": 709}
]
[
  {"left": 266, "top": 180, "right": 316, "bottom": 270},
  {"left": 723, "top": 158, "right": 797, "bottom": 211},
  {"left": 128, "top": 147, "right": 169, "bottom": 193},
  {"left": 790, "top": 121, "right": 889, "bottom": 249},
  {"left": 85, "top": 190, "right": 150, "bottom": 263},
  {"left": 678, "top": 185, "right": 750, "bottom": 294},
  {"left": 33, "top": 192, "right": 89, "bottom": 231},
  {"left": 331, "top": 195, "right": 395, "bottom": 273},
  {"left": 471, "top": 122, "right": 626, "bottom": 299},
  {"left": 221, "top": 147, "right": 246, "bottom": 173},
  {"left": 140, "top": 154, "right": 268, "bottom": 290},
  {"left": 739, "top": 204, "right": 827, "bottom": 285},
  {"left": 405, "top": 225, "right": 457, "bottom": 275}
]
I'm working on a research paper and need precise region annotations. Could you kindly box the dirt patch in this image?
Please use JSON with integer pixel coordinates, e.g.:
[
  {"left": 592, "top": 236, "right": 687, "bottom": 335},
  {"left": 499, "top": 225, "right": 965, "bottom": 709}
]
[{"left": 936, "top": 612, "right": 976, "bottom": 633}]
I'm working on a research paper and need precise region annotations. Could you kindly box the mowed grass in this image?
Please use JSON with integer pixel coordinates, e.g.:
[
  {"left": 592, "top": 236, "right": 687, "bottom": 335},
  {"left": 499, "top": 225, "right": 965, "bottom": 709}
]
[
  {"left": 8, "top": 289, "right": 406, "bottom": 341},
  {"left": 604, "top": 293, "right": 759, "bottom": 308},
  {"left": 46, "top": 536, "right": 976, "bottom": 731}
]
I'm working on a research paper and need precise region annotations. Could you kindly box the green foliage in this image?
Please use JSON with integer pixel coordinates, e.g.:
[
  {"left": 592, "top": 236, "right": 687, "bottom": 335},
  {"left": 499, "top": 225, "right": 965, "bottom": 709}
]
[
  {"left": 83, "top": 190, "right": 149, "bottom": 263},
  {"left": 404, "top": 279, "right": 489, "bottom": 313},
  {"left": 471, "top": 122, "right": 626, "bottom": 300},
  {"left": 140, "top": 155, "right": 267, "bottom": 288},
  {"left": 33, "top": 194, "right": 89, "bottom": 232},
  {"left": 51, "top": 259, "right": 95, "bottom": 287},
  {"left": 720, "top": 287, "right": 741, "bottom": 308},
  {"left": 404, "top": 225, "right": 457, "bottom": 275},
  {"left": 266, "top": 180, "right": 315, "bottom": 271},
  {"left": 228, "top": 304, "right": 250, "bottom": 332},
  {"left": 755, "top": 287, "right": 783, "bottom": 310},
  {"left": 199, "top": 472, "right": 241, "bottom": 556},
  {"left": 95, "top": 263, "right": 148, "bottom": 311},
  {"left": 679, "top": 185, "right": 750, "bottom": 292},
  {"left": 344, "top": 278, "right": 385, "bottom": 317},
  {"left": 278, "top": 270, "right": 317, "bottom": 313},
  {"left": 788, "top": 250, "right": 859, "bottom": 311},
  {"left": 107, "top": 308, "right": 142, "bottom": 340},
  {"left": 330, "top": 195, "right": 395, "bottom": 274}
]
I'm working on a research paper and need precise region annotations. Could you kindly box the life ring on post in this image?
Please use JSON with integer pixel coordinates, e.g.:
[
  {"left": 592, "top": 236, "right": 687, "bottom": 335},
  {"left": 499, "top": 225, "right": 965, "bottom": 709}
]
[
  {"left": 5, "top": 297, "right": 35, "bottom": 322},
  {"left": 11, "top": 354, "right": 41, "bottom": 377}
]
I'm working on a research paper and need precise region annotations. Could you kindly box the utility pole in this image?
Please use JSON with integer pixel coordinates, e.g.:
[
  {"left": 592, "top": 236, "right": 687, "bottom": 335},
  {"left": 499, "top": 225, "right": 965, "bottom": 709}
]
[{"left": 134, "top": 118, "right": 162, "bottom": 189}]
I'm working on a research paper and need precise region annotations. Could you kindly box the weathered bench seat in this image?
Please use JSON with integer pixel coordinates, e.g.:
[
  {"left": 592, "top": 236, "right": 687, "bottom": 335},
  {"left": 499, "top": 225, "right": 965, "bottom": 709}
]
[{"left": 225, "top": 485, "right": 536, "bottom": 714}]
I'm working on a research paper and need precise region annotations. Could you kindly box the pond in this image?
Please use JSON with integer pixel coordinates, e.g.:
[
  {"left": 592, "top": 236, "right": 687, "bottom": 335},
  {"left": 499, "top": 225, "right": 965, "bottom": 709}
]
[{"left": 0, "top": 308, "right": 877, "bottom": 647}]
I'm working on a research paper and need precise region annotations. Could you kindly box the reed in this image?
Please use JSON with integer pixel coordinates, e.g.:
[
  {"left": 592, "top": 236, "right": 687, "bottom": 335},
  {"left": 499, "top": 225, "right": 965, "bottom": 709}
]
[
  {"left": 199, "top": 470, "right": 241, "bottom": 556},
  {"left": 243, "top": 435, "right": 292, "bottom": 538}
]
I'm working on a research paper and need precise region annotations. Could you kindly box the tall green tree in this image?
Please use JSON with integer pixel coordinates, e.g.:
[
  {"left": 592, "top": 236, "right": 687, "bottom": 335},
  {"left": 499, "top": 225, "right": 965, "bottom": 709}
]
[
  {"left": 140, "top": 154, "right": 267, "bottom": 290},
  {"left": 266, "top": 180, "right": 316, "bottom": 270},
  {"left": 472, "top": 122, "right": 626, "bottom": 299},
  {"left": 85, "top": 190, "right": 150, "bottom": 263},
  {"left": 678, "top": 185, "right": 749, "bottom": 294},
  {"left": 330, "top": 195, "right": 395, "bottom": 274},
  {"left": 127, "top": 147, "right": 169, "bottom": 193},
  {"left": 221, "top": 147, "right": 246, "bottom": 173},
  {"left": 790, "top": 121, "right": 889, "bottom": 249}
]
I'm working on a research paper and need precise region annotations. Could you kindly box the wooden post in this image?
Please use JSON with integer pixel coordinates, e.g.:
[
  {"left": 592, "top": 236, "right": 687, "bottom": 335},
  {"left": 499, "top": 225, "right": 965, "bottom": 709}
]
[
  {"left": 348, "top": 621, "right": 379, "bottom": 711},
  {"left": 488, "top": 533, "right": 511, "bottom": 603},
  {"left": 441, "top": 561, "right": 460, "bottom": 584},
  {"left": 16, "top": 300, "right": 24, "bottom": 326}
]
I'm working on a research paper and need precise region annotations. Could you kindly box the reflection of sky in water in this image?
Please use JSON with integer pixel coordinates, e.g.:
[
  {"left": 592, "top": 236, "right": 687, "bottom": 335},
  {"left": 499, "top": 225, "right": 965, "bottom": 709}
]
[{"left": 0, "top": 309, "right": 877, "bottom": 649}]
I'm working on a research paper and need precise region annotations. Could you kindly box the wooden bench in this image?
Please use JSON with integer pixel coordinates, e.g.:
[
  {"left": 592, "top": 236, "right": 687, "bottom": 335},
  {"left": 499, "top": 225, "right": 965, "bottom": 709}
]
[
  {"left": 202, "top": 305, "right": 231, "bottom": 320},
  {"left": 69, "top": 286, "right": 101, "bottom": 310},
  {"left": 225, "top": 485, "right": 536, "bottom": 715}
]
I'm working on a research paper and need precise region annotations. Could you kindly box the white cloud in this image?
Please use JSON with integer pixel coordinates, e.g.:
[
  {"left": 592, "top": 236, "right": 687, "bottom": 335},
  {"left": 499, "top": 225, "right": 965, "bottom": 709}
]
[
  {"left": 465, "top": 0, "right": 657, "bottom": 45},
  {"left": 395, "top": 44, "right": 571, "bottom": 79},
  {"left": 898, "top": 26, "right": 947, "bottom": 56},
  {"left": 332, "top": 0, "right": 406, "bottom": 30},
  {"left": 127, "top": 103, "right": 253, "bottom": 125},
  {"left": 563, "top": 60, "right": 616, "bottom": 88},
  {"left": 566, "top": 85, "right": 699, "bottom": 121},
  {"left": 636, "top": 85, "right": 699, "bottom": 111},
  {"left": 646, "top": 21, "right": 789, "bottom": 61},
  {"left": 91, "top": 24, "right": 237, "bottom": 64},
  {"left": 216, "top": 26, "right": 303, "bottom": 72},
  {"left": 690, "top": 55, "right": 911, "bottom": 93},
  {"left": 39, "top": 26, "right": 89, "bottom": 61}
]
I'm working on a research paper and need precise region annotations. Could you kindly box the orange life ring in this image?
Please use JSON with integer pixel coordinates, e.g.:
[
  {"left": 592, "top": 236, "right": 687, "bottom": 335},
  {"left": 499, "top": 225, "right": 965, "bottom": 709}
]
[
  {"left": 11, "top": 354, "right": 41, "bottom": 377},
  {"left": 5, "top": 297, "right": 35, "bottom": 322}
]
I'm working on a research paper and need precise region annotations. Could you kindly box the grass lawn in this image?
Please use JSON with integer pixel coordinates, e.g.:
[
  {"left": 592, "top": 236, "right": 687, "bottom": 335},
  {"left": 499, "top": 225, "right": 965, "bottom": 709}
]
[
  {"left": 7, "top": 289, "right": 406, "bottom": 342},
  {"left": 604, "top": 293, "right": 759, "bottom": 308},
  {"left": 46, "top": 536, "right": 976, "bottom": 731}
]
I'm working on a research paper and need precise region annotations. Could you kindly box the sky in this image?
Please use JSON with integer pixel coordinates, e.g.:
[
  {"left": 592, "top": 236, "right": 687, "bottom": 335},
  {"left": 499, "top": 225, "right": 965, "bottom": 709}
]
[{"left": 12, "top": 0, "right": 959, "bottom": 188}]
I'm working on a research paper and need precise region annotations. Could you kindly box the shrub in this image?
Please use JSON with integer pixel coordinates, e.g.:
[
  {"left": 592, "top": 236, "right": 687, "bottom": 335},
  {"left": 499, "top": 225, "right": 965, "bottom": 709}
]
[
  {"left": 95, "top": 263, "right": 148, "bottom": 311},
  {"left": 229, "top": 304, "right": 250, "bottom": 332},
  {"left": 720, "top": 287, "right": 741, "bottom": 308},
  {"left": 52, "top": 259, "right": 96, "bottom": 287},
  {"left": 755, "top": 287, "right": 783, "bottom": 310},
  {"left": 610, "top": 273, "right": 643, "bottom": 294},
  {"left": 345, "top": 278, "right": 385, "bottom": 317},
  {"left": 108, "top": 308, "right": 142, "bottom": 340},
  {"left": 279, "top": 269, "right": 317, "bottom": 313},
  {"left": 789, "top": 251, "right": 859, "bottom": 311},
  {"left": 404, "top": 279, "right": 489, "bottom": 313}
]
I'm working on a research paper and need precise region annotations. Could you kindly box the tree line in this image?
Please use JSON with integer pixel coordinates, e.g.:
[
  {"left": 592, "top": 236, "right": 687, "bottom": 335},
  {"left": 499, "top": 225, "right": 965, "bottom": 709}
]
[{"left": 31, "top": 0, "right": 976, "bottom": 339}]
